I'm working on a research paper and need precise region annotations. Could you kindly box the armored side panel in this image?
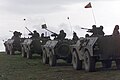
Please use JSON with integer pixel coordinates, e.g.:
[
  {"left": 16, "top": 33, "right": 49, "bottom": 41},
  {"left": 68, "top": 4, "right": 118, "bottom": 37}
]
[
  {"left": 21, "top": 38, "right": 42, "bottom": 55},
  {"left": 4, "top": 38, "right": 24, "bottom": 54},
  {"left": 4, "top": 39, "right": 14, "bottom": 51},
  {"left": 78, "top": 36, "right": 120, "bottom": 60},
  {"left": 42, "top": 40, "right": 58, "bottom": 54},
  {"left": 71, "top": 35, "right": 120, "bottom": 72},
  {"left": 96, "top": 36, "right": 120, "bottom": 60},
  {"left": 21, "top": 38, "right": 42, "bottom": 58},
  {"left": 21, "top": 39, "right": 32, "bottom": 53},
  {"left": 85, "top": 37, "right": 98, "bottom": 56}
]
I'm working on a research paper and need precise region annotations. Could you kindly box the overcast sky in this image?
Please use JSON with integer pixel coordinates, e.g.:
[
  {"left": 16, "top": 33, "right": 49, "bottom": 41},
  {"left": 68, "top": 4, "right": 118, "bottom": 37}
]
[{"left": 0, "top": 0, "right": 120, "bottom": 51}]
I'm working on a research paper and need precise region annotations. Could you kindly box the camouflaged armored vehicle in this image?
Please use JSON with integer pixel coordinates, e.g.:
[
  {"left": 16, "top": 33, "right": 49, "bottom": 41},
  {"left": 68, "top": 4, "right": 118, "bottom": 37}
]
[
  {"left": 21, "top": 27, "right": 50, "bottom": 59},
  {"left": 42, "top": 39, "right": 72, "bottom": 66},
  {"left": 4, "top": 31, "right": 24, "bottom": 55},
  {"left": 70, "top": 26, "right": 120, "bottom": 72},
  {"left": 41, "top": 24, "right": 72, "bottom": 66},
  {"left": 21, "top": 38, "right": 42, "bottom": 59}
]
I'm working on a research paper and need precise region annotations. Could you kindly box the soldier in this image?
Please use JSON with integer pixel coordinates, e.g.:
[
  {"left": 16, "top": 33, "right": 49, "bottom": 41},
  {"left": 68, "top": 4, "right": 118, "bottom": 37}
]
[
  {"left": 85, "top": 34, "right": 90, "bottom": 37},
  {"left": 29, "top": 30, "right": 40, "bottom": 38},
  {"left": 72, "top": 32, "right": 79, "bottom": 40},
  {"left": 11, "top": 31, "right": 22, "bottom": 39},
  {"left": 112, "top": 25, "right": 119, "bottom": 36},
  {"left": 87, "top": 25, "right": 97, "bottom": 36},
  {"left": 57, "top": 30, "right": 66, "bottom": 40},
  {"left": 87, "top": 25, "right": 105, "bottom": 37},
  {"left": 98, "top": 25, "right": 105, "bottom": 36},
  {"left": 41, "top": 33, "right": 44, "bottom": 38}
]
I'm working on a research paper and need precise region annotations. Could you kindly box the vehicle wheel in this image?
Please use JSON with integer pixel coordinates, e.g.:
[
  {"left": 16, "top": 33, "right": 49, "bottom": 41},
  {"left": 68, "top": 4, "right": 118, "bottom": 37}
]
[
  {"left": 49, "top": 51, "right": 56, "bottom": 66},
  {"left": 115, "top": 59, "right": 120, "bottom": 70},
  {"left": 21, "top": 47, "right": 27, "bottom": 58},
  {"left": 84, "top": 50, "right": 96, "bottom": 72},
  {"left": 10, "top": 48, "right": 14, "bottom": 55},
  {"left": 72, "top": 51, "right": 82, "bottom": 70},
  {"left": 102, "top": 60, "right": 112, "bottom": 68},
  {"left": 27, "top": 49, "right": 32, "bottom": 59},
  {"left": 42, "top": 49, "right": 49, "bottom": 64}
]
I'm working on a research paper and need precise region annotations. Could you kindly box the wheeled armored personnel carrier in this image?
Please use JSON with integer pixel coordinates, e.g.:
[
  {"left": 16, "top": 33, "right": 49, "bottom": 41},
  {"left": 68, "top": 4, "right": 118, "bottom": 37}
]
[
  {"left": 41, "top": 24, "right": 72, "bottom": 66},
  {"left": 42, "top": 39, "right": 72, "bottom": 66},
  {"left": 21, "top": 27, "right": 50, "bottom": 59},
  {"left": 70, "top": 26, "right": 120, "bottom": 72},
  {"left": 21, "top": 38, "right": 42, "bottom": 59},
  {"left": 4, "top": 31, "right": 24, "bottom": 55}
]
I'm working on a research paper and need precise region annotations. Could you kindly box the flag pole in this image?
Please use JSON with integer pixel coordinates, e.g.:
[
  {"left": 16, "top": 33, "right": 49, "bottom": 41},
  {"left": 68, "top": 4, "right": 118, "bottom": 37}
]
[
  {"left": 23, "top": 18, "right": 26, "bottom": 38},
  {"left": 67, "top": 17, "right": 73, "bottom": 35},
  {"left": 85, "top": 2, "right": 97, "bottom": 25},
  {"left": 91, "top": 6, "right": 96, "bottom": 24},
  {"left": 42, "top": 17, "right": 48, "bottom": 37}
]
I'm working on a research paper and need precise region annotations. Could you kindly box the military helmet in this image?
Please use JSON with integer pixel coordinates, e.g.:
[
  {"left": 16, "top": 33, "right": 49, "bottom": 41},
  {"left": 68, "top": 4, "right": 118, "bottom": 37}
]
[
  {"left": 33, "top": 30, "right": 37, "bottom": 33},
  {"left": 115, "top": 25, "right": 119, "bottom": 30},
  {"left": 60, "top": 30, "right": 64, "bottom": 33}
]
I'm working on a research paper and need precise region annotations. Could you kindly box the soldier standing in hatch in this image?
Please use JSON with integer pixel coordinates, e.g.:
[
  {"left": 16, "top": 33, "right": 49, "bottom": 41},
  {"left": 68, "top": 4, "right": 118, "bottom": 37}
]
[
  {"left": 87, "top": 25, "right": 105, "bottom": 37},
  {"left": 72, "top": 32, "right": 79, "bottom": 40},
  {"left": 112, "top": 25, "right": 120, "bottom": 36},
  {"left": 57, "top": 30, "right": 66, "bottom": 40},
  {"left": 29, "top": 30, "right": 40, "bottom": 38},
  {"left": 33, "top": 30, "right": 40, "bottom": 38},
  {"left": 87, "top": 25, "right": 97, "bottom": 36},
  {"left": 98, "top": 25, "right": 105, "bottom": 36},
  {"left": 41, "top": 33, "right": 44, "bottom": 38},
  {"left": 11, "top": 31, "right": 22, "bottom": 39}
]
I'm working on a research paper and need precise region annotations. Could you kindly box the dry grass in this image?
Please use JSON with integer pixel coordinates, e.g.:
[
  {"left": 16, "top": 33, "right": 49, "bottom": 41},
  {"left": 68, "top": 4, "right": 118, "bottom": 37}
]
[{"left": 0, "top": 52, "right": 120, "bottom": 80}]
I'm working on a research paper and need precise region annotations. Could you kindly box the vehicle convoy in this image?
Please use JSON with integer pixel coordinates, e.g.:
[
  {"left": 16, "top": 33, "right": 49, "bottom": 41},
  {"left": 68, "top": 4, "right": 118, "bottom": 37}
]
[
  {"left": 41, "top": 24, "right": 72, "bottom": 66},
  {"left": 4, "top": 31, "right": 25, "bottom": 55},
  {"left": 70, "top": 25, "right": 120, "bottom": 72},
  {"left": 21, "top": 27, "right": 50, "bottom": 59}
]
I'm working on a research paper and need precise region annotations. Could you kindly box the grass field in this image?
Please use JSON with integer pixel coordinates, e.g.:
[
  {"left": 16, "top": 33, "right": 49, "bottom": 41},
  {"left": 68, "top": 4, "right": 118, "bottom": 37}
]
[{"left": 0, "top": 52, "right": 120, "bottom": 80}]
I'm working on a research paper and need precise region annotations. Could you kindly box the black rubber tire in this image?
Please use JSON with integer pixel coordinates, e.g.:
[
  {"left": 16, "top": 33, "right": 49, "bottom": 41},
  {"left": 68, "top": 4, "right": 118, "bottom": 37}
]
[
  {"left": 84, "top": 51, "right": 96, "bottom": 72},
  {"left": 21, "top": 47, "right": 27, "bottom": 58},
  {"left": 42, "top": 50, "right": 49, "bottom": 64},
  {"left": 102, "top": 60, "right": 112, "bottom": 68},
  {"left": 72, "top": 51, "right": 82, "bottom": 70},
  {"left": 49, "top": 51, "right": 56, "bottom": 66},
  {"left": 115, "top": 59, "right": 120, "bottom": 70},
  {"left": 27, "top": 49, "right": 32, "bottom": 59}
]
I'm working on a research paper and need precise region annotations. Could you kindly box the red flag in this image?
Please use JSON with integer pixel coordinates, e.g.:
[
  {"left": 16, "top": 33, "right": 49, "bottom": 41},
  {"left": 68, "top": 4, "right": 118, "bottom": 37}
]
[{"left": 85, "top": 2, "right": 92, "bottom": 8}]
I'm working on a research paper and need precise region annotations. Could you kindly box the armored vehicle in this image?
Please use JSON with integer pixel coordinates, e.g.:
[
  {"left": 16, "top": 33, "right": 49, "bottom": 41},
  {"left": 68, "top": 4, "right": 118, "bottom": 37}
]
[
  {"left": 21, "top": 27, "right": 50, "bottom": 59},
  {"left": 70, "top": 26, "right": 120, "bottom": 72},
  {"left": 41, "top": 24, "right": 72, "bottom": 66},
  {"left": 21, "top": 38, "right": 42, "bottom": 59},
  {"left": 4, "top": 31, "right": 24, "bottom": 55},
  {"left": 42, "top": 39, "right": 72, "bottom": 66}
]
